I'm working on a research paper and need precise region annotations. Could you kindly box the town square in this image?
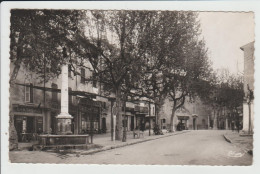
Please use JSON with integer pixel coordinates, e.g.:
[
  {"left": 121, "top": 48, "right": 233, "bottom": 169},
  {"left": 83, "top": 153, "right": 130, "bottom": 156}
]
[{"left": 1, "top": 2, "right": 258, "bottom": 173}]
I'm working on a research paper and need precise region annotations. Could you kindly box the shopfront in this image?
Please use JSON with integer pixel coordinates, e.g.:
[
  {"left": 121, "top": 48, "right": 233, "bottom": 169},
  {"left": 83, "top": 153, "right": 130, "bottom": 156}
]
[
  {"left": 78, "top": 98, "right": 101, "bottom": 134},
  {"left": 177, "top": 116, "right": 190, "bottom": 131},
  {"left": 122, "top": 106, "right": 135, "bottom": 131},
  {"left": 13, "top": 104, "right": 43, "bottom": 142},
  {"left": 135, "top": 105, "right": 148, "bottom": 131}
]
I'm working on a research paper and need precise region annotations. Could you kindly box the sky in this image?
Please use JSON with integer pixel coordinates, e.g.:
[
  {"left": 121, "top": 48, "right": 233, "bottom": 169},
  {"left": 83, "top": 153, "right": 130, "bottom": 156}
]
[{"left": 198, "top": 12, "right": 254, "bottom": 75}]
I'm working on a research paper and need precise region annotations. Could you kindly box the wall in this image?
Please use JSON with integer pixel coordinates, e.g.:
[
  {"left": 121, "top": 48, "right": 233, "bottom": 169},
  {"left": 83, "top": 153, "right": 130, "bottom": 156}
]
[
  {"left": 10, "top": 60, "right": 113, "bottom": 134},
  {"left": 158, "top": 96, "right": 211, "bottom": 130},
  {"left": 241, "top": 42, "right": 254, "bottom": 133}
]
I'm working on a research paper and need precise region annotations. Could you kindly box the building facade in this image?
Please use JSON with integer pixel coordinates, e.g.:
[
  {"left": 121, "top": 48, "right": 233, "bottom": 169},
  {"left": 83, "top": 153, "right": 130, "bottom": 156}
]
[
  {"left": 10, "top": 60, "right": 113, "bottom": 142},
  {"left": 158, "top": 97, "right": 212, "bottom": 131},
  {"left": 240, "top": 41, "right": 254, "bottom": 134},
  {"left": 10, "top": 61, "right": 155, "bottom": 142}
]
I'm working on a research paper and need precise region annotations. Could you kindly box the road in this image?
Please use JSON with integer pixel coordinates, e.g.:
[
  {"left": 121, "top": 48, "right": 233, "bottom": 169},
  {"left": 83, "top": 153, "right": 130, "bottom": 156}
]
[{"left": 9, "top": 130, "right": 252, "bottom": 165}]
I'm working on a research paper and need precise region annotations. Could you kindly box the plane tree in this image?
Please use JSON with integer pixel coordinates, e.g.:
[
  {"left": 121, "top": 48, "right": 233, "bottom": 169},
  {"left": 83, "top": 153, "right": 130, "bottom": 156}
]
[{"left": 9, "top": 9, "right": 83, "bottom": 149}]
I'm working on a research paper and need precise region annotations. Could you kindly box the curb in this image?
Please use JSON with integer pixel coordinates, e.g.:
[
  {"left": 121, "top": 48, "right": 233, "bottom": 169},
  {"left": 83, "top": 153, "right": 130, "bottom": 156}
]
[
  {"left": 223, "top": 134, "right": 232, "bottom": 143},
  {"left": 80, "top": 131, "right": 190, "bottom": 155},
  {"left": 223, "top": 134, "right": 253, "bottom": 156}
]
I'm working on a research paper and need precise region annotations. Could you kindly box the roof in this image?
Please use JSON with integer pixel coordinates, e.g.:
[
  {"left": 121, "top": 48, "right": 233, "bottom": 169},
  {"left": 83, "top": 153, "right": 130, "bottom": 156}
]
[{"left": 175, "top": 106, "right": 191, "bottom": 117}]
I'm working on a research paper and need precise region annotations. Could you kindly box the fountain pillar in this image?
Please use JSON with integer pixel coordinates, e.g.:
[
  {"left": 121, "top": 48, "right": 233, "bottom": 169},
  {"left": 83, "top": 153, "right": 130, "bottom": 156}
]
[{"left": 56, "top": 64, "right": 73, "bottom": 135}]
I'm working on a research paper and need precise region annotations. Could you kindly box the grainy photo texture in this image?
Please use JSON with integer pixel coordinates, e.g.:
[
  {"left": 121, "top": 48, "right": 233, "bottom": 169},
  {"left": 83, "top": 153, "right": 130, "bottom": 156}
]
[{"left": 9, "top": 10, "right": 254, "bottom": 165}]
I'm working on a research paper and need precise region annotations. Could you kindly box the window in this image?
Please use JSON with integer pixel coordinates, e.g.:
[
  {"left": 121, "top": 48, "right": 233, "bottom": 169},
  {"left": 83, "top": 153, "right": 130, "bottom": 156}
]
[
  {"left": 81, "top": 68, "right": 85, "bottom": 83},
  {"left": 52, "top": 83, "right": 58, "bottom": 101},
  {"left": 162, "top": 119, "right": 166, "bottom": 123},
  {"left": 25, "top": 83, "right": 33, "bottom": 103},
  {"left": 193, "top": 106, "right": 196, "bottom": 113},
  {"left": 68, "top": 65, "right": 72, "bottom": 78},
  {"left": 153, "top": 107, "right": 155, "bottom": 115},
  {"left": 93, "top": 73, "right": 97, "bottom": 88},
  {"left": 69, "top": 87, "right": 72, "bottom": 104}
]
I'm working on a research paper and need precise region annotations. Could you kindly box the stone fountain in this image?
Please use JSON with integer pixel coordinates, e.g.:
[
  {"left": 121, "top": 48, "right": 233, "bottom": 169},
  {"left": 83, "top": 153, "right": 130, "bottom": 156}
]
[{"left": 36, "top": 64, "right": 89, "bottom": 150}]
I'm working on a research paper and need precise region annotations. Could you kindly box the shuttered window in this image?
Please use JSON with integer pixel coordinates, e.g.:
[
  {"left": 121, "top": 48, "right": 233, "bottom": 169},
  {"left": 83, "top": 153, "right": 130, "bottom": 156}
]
[
  {"left": 81, "top": 68, "right": 85, "bottom": 83},
  {"left": 25, "top": 83, "right": 33, "bottom": 103}
]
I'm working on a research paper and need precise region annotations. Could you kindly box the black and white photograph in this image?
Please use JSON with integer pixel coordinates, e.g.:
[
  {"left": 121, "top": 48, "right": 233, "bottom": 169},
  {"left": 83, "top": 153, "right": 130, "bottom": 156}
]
[{"left": 1, "top": 1, "right": 259, "bottom": 173}]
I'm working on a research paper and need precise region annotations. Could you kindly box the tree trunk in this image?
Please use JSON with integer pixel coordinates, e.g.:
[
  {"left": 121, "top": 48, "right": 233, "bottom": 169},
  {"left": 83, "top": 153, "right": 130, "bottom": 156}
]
[
  {"left": 248, "top": 102, "right": 251, "bottom": 134},
  {"left": 170, "top": 107, "right": 176, "bottom": 132},
  {"left": 9, "top": 86, "right": 18, "bottom": 150},
  {"left": 115, "top": 87, "right": 122, "bottom": 140},
  {"left": 9, "top": 56, "right": 23, "bottom": 150},
  {"left": 213, "top": 108, "right": 218, "bottom": 130}
]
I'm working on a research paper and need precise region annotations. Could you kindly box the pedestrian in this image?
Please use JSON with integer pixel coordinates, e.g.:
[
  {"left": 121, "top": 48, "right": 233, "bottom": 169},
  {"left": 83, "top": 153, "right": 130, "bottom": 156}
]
[
  {"left": 231, "top": 120, "right": 234, "bottom": 131},
  {"left": 236, "top": 120, "right": 240, "bottom": 133},
  {"left": 37, "top": 127, "right": 42, "bottom": 135}
]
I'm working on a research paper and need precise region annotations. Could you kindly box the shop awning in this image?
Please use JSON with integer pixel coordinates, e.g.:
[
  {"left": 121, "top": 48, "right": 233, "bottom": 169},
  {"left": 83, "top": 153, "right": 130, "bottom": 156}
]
[
  {"left": 177, "top": 116, "right": 190, "bottom": 120},
  {"left": 122, "top": 112, "right": 133, "bottom": 116},
  {"left": 15, "top": 83, "right": 97, "bottom": 98}
]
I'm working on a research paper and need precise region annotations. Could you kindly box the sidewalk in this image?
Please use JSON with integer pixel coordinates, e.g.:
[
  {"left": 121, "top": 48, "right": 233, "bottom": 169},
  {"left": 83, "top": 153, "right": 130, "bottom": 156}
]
[{"left": 223, "top": 131, "right": 253, "bottom": 155}]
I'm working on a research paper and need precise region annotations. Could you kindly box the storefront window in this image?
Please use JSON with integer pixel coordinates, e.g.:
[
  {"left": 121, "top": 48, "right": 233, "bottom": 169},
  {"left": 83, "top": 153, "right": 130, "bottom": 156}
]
[
  {"left": 14, "top": 116, "right": 43, "bottom": 142},
  {"left": 81, "top": 112, "right": 100, "bottom": 133},
  {"left": 52, "top": 83, "right": 58, "bottom": 101}
]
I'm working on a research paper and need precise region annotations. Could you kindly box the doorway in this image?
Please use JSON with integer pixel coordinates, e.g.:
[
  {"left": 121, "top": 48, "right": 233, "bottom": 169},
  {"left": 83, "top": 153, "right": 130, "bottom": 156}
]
[
  {"left": 131, "top": 116, "right": 134, "bottom": 131},
  {"left": 51, "top": 112, "right": 56, "bottom": 134},
  {"left": 202, "top": 119, "right": 206, "bottom": 129},
  {"left": 193, "top": 118, "right": 196, "bottom": 130},
  {"left": 102, "top": 117, "right": 106, "bottom": 133},
  {"left": 26, "top": 117, "right": 34, "bottom": 133},
  {"left": 14, "top": 116, "right": 23, "bottom": 141}
]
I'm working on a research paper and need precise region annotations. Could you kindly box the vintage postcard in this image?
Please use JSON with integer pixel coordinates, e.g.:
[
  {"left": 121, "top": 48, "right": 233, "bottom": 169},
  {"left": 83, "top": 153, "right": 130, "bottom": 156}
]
[{"left": 1, "top": 1, "right": 259, "bottom": 174}]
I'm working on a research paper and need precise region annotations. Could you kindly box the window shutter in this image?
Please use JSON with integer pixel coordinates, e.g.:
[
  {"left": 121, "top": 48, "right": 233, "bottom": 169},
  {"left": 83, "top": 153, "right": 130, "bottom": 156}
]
[{"left": 30, "top": 83, "right": 34, "bottom": 103}]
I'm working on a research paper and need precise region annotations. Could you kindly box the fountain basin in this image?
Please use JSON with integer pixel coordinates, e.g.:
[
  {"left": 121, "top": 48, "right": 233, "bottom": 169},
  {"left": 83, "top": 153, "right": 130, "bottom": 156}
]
[{"left": 38, "top": 134, "right": 89, "bottom": 146}]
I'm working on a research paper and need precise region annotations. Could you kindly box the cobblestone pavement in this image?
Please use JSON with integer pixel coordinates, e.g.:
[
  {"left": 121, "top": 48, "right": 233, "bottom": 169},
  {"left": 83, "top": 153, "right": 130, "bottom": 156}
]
[
  {"left": 223, "top": 131, "right": 253, "bottom": 154},
  {"left": 9, "top": 130, "right": 252, "bottom": 165}
]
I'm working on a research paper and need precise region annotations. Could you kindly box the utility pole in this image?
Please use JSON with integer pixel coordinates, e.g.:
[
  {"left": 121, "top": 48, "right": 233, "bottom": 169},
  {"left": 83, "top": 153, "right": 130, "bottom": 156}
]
[
  {"left": 43, "top": 53, "right": 46, "bottom": 133},
  {"left": 247, "top": 84, "right": 254, "bottom": 134},
  {"left": 148, "top": 100, "right": 151, "bottom": 136},
  {"left": 122, "top": 99, "right": 127, "bottom": 142}
]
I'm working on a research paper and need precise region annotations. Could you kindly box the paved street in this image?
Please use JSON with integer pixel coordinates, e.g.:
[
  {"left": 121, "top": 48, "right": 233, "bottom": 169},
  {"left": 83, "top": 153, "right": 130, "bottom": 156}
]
[{"left": 9, "top": 130, "right": 252, "bottom": 165}]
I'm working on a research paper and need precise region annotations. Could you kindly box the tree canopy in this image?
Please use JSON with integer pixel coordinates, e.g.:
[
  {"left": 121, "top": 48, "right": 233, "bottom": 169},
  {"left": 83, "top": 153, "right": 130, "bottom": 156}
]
[{"left": 10, "top": 9, "right": 215, "bottom": 138}]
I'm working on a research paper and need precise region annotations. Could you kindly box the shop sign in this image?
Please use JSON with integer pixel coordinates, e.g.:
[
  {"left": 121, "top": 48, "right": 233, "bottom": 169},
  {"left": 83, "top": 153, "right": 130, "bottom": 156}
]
[
  {"left": 80, "top": 98, "right": 101, "bottom": 107},
  {"left": 80, "top": 105, "right": 99, "bottom": 113},
  {"left": 122, "top": 107, "right": 134, "bottom": 112},
  {"left": 13, "top": 105, "right": 42, "bottom": 114},
  {"left": 135, "top": 106, "right": 148, "bottom": 114},
  {"left": 140, "top": 107, "right": 148, "bottom": 113}
]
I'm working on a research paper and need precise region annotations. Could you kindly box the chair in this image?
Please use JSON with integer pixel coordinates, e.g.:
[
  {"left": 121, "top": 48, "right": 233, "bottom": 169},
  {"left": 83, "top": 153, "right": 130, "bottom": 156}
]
[
  {"left": 133, "top": 129, "right": 140, "bottom": 138},
  {"left": 139, "top": 131, "right": 144, "bottom": 138}
]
